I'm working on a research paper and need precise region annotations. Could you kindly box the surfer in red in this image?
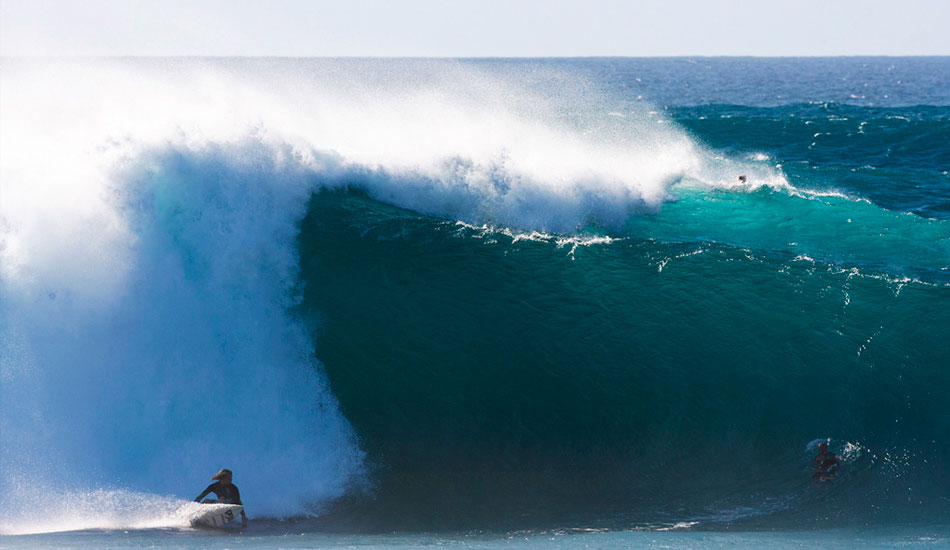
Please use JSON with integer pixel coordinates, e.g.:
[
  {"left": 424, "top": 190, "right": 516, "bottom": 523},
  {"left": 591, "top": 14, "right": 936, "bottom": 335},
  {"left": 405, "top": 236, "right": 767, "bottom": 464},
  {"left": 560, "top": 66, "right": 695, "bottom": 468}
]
[
  {"left": 195, "top": 468, "right": 248, "bottom": 527},
  {"left": 812, "top": 442, "right": 840, "bottom": 484}
]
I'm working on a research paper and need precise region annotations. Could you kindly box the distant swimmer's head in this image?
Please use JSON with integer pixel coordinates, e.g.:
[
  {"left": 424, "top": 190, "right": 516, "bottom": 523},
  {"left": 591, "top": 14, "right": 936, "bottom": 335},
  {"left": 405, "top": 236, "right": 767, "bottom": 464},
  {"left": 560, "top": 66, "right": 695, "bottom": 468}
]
[
  {"left": 817, "top": 442, "right": 828, "bottom": 453},
  {"left": 212, "top": 468, "right": 233, "bottom": 482},
  {"left": 738, "top": 175, "right": 747, "bottom": 183}
]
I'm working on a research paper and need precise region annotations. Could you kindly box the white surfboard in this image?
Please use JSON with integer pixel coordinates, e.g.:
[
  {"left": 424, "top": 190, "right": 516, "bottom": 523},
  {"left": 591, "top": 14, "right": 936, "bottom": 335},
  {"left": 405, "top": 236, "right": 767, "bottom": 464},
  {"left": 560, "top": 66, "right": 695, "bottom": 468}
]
[{"left": 190, "top": 503, "right": 243, "bottom": 527}]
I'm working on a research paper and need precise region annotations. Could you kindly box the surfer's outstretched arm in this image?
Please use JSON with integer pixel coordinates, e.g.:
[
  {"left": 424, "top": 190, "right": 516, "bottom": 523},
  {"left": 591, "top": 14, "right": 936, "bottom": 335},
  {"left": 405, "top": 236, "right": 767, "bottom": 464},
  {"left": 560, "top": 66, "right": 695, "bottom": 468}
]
[{"left": 194, "top": 483, "right": 214, "bottom": 502}]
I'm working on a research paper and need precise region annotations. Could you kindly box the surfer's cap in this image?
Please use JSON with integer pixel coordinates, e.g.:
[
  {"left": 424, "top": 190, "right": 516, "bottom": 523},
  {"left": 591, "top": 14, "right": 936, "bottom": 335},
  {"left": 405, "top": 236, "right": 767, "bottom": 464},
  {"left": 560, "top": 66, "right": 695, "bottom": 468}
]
[{"left": 211, "top": 469, "right": 233, "bottom": 480}]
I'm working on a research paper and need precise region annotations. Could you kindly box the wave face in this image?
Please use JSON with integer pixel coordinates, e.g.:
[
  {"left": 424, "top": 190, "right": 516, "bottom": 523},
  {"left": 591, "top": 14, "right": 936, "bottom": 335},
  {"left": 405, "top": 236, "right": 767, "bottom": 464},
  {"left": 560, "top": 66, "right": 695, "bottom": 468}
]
[
  {"left": 2, "top": 57, "right": 949, "bottom": 534},
  {"left": 301, "top": 191, "right": 950, "bottom": 530}
]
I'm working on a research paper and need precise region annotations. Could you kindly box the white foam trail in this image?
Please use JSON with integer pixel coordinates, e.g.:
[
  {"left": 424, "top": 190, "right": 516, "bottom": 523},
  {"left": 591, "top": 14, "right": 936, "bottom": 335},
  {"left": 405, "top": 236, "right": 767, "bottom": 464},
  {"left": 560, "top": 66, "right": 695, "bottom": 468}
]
[{"left": 0, "top": 489, "right": 198, "bottom": 536}]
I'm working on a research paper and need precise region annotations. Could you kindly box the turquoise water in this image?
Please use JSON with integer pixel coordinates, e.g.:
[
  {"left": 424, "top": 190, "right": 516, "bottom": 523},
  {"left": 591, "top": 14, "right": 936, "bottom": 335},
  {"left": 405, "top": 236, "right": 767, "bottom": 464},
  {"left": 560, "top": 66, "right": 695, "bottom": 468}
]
[
  {"left": 3, "top": 525, "right": 949, "bottom": 550},
  {"left": 1, "top": 57, "right": 948, "bottom": 545}
]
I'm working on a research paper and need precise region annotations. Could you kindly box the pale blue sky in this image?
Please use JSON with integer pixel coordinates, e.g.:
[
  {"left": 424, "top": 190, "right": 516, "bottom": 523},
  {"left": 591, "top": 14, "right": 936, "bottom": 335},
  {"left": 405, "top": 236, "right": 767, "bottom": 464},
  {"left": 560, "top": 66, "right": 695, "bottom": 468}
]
[{"left": 2, "top": 0, "right": 948, "bottom": 57}]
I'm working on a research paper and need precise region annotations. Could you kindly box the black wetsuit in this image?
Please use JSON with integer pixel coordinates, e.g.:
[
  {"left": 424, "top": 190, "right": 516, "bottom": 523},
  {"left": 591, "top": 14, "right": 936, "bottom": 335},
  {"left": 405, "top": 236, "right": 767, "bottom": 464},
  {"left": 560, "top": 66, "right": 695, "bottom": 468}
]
[{"left": 195, "top": 482, "right": 243, "bottom": 505}]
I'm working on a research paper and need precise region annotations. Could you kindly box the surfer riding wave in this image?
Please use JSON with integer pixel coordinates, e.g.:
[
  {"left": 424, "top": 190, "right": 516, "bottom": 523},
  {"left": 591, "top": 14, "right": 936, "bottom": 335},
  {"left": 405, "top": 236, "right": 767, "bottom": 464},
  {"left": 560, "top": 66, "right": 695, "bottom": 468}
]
[
  {"left": 195, "top": 469, "right": 248, "bottom": 527},
  {"left": 812, "top": 442, "right": 841, "bottom": 483}
]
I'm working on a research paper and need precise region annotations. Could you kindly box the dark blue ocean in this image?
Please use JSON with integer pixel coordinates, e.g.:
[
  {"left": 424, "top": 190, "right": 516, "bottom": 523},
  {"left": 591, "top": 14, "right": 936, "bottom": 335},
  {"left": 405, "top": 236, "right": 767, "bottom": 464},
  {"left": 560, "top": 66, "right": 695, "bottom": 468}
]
[{"left": 1, "top": 57, "right": 948, "bottom": 548}]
